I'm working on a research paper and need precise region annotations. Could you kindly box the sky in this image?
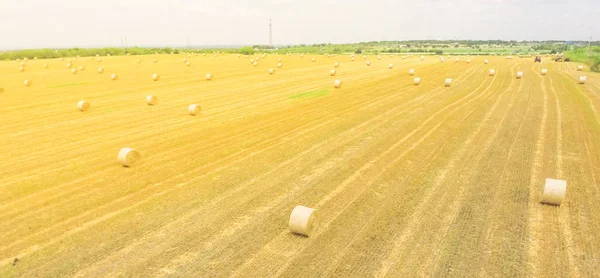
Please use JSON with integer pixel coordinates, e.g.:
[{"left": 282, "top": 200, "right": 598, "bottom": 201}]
[{"left": 0, "top": 0, "right": 598, "bottom": 50}]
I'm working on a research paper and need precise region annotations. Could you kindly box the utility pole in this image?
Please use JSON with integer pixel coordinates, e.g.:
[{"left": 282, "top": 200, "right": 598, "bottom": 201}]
[
  {"left": 587, "top": 36, "right": 592, "bottom": 56},
  {"left": 269, "top": 18, "right": 273, "bottom": 48}
]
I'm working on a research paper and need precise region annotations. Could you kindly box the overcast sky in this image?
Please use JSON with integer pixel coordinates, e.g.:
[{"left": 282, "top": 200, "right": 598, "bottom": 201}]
[{"left": 0, "top": 0, "right": 598, "bottom": 50}]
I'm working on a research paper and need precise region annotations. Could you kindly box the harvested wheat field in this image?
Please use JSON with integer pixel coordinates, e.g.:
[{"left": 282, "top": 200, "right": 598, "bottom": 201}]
[{"left": 0, "top": 54, "right": 599, "bottom": 277}]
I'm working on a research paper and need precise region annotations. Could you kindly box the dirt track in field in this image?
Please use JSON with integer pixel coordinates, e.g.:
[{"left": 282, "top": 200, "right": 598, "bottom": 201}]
[{"left": 0, "top": 54, "right": 598, "bottom": 277}]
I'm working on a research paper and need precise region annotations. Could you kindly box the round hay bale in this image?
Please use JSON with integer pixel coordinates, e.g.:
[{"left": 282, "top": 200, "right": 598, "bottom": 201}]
[
  {"left": 333, "top": 79, "right": 342, "bottom": 88},
  {"left": 579, "top": 76, "right": 587, "bottom": 84},
  {"left": 377, "top": 55, "right": 381, "bottom": 60},
  {"left": 206, "top": 73, "right": 212, "bottom": 80},
  {"left": 136, "top": 59, "right": 141, "bottom": 64},
  {"left": 484, "top": 59, "right": 489, "bottom": 64},
  {"left": 146, "top": 95, "right": 158, "bottom": 105},
  {"left": 98, "top": 68, "right": 104, "bottom": 73},
  {"left": 330, "top": 69, "right": 336, "bottom": 76},
  {"left": 111, "top": 73, "right": 118, "bottom": 80},
  {"left": 97, "top": 58, "right": 102, "bottom": 62},
  {"left": 540, "top": 178, "right": 567, "bottom": 206},
  {"left": 420, "top": 56, "right": 424, "bottom": 60},
  {"left": 334, "top": 62, "right": 339, "bottom": 68},
  {"left": 389, "top": 64, "right": 394, "bottom": 69},
  {"left": 440, "top": 58, "right": 444, "bottom": 62},
  {"left": 350, "top": 57, "right": 355, "bottom": 62},
  {"left": 409, "top": 69, "right": 415, "bottom": 75},
  {"left": 455, "top": 58, "right": 460, "bottom": 62},
  {"left": 152, "top": 74, "right": 160, "bottom": 81},
  {"left": 18, "top": 66, "right": 24, "bottom": 72},
  {"left": 24, "top": 80, "right": 31, "bottom": 86},
  {"left": 78, "top": 100, "right": 90, "bottom": 111},
  {"left": 466, "top": 59, "right": 471, "bottom": 63},
  {"left": 489, "top": 69, "right": 496, "bottom": 76},
  {"left": 72, "top": 68, "right": 78, "bottom": 74},
  {"left": 289, "top": 205, "right": 317, "bottom": 236},
  {"left": 366, "top": 61, "right": 371, "bottom": 66},
  {"left": 278, "top": 58, "right": 282, "bottom": 62},
  {"left": 186, "top": 61, "right": 191, "bottom": 66},
  {"left": 118, "top": 148, "right": 141, "bottom": 167},
  {"left": 153, "top": 58, "right": 157, "bottom": 63},
  {"left": 188, "top": 104, "right": 201, "bottom": 115},
  {"left": 79, "top": 66, "right": 85, "bottom": 71},
  {"left": 413, "top": 77, "right": 421, "bottom": 85},
  {"left": 577, "top": 65, "right": 584, "bottom": 71},
  {"left": 253, "top": 61, "right": 258, "bottom": 67},
  {"left": 43, "top": 64, "right": 48, "bottom": 68},
  {"left": 277, "top": 63, "right": 282, "bottom": 68},
  {"left": 541, "top": 69, "right": 548, "bottom": 75},
  {"left": 269, "top": 68, "right": 275, "bottom": 74},
  {"left": 66, "top": 63, "right": 72, "bottom": 68},
  {"left": 516, "top": 72, "right": 523, "bottom": 79},
  {"left": 445, "top": 78, "right": 452, "bottom": 87},
  {"left": 312, "top": 57, "right": 316, "bottom": 62},
  {"left": 237, "top": 54, "right": 241, "bottom": 58},
  {"left": 300, "top": 54, "right": 304, "bottom": 57},
  {"left": 183, "top": 58, "right": 187, "bottom": 63}
]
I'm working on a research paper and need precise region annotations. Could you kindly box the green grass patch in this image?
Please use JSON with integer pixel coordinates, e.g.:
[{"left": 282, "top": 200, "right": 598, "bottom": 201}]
[
  {"left": 46, "top": 82, "right": 87, "bottom": 88},
  {"left": 290, "top": 88, "right": 329, "bottom": 99}
]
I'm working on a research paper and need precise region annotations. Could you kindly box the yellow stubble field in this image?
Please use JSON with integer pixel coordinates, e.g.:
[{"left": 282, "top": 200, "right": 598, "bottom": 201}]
[{"left": 0, "top": 53, "right": 599, "bottom": 277}]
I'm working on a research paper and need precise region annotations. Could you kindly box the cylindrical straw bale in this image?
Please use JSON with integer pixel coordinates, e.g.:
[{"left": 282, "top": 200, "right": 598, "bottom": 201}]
[
  {"left": 409, "top": 69, "right": 415, "bottom": 75},
  {"left": 333, "top": 79, "right": 342, "bottom": 88},
  {"left": 78, "top": 100, "right": 90, "bottom": 111},
  {"left": 540, "top": 178, "right": 567, "bottom": 206},
  {"left": 118, "top": 148, "right": 141, "bottom": 167},
  {"left": 188, "top": 104, "right": 201, "bottom": 115},
  {"left": 146, "top": 95, "right": 158, "bottom": 105},
  {"left": 445, "top": 78, "right": 452, "bottom": 87},
  {"left": 413, "top": 77, "right": 421, "bottom": 85},
  {"left": 289, "top": 205, "right": 317, "bottom": 236},
  {"left": 516, "top": 72, "right": 523, "bottom": 79},
  {"left": 330, "top": 69, "right": 336, "bottom": 76},
  {"left": 579, "top": 76, "right": 587, "bottom": 84}
]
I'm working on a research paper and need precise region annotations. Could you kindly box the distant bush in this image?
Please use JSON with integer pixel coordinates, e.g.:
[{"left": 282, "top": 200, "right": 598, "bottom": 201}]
[
  {"left": 355, "top": 49, "right": 362, "bottom": 54},
  {"left": 239, "top": 46, "right": 255, "bottom": 55},
  {"left": 435, "top": 50, "right": 443, "bottom": 55}
]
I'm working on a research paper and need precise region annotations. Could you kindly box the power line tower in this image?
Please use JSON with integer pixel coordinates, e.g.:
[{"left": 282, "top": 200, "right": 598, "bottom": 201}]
[{"left": 269, "top": 18, "right": 273, "bottom": 48}]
